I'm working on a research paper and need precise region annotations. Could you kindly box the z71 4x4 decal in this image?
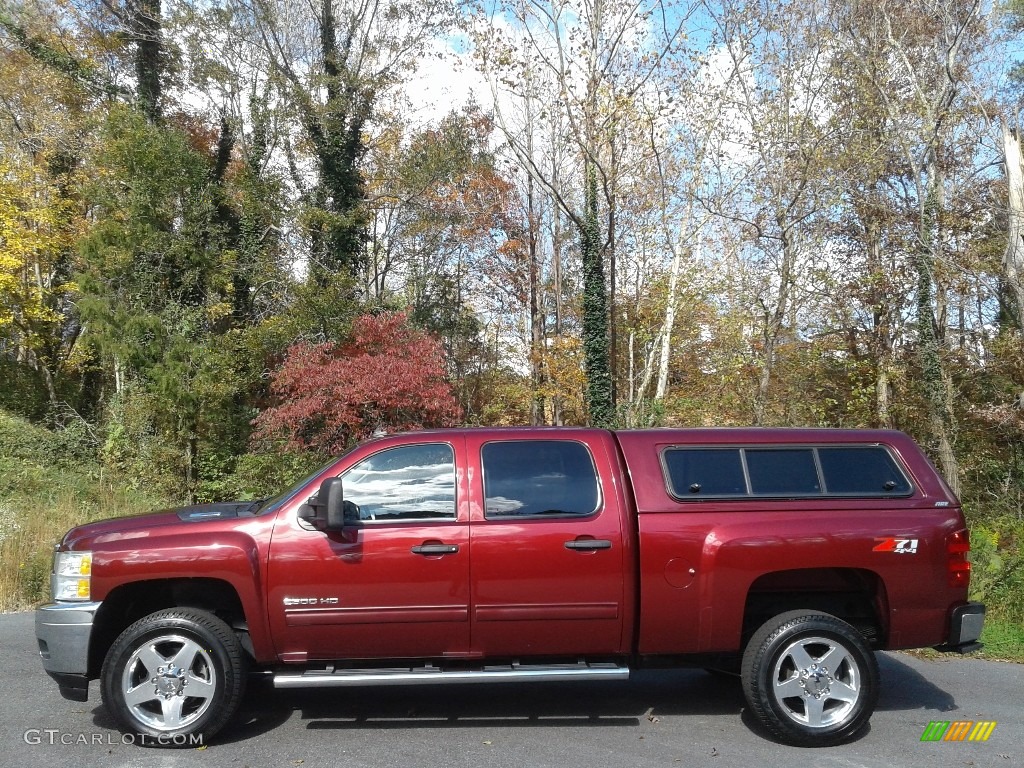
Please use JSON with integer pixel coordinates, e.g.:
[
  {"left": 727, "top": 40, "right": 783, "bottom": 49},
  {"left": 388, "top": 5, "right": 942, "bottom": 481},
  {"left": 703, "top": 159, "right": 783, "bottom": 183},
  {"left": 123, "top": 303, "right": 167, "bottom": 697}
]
[{"left": 873, "top": 537, "right": 919, "bottom": 554}]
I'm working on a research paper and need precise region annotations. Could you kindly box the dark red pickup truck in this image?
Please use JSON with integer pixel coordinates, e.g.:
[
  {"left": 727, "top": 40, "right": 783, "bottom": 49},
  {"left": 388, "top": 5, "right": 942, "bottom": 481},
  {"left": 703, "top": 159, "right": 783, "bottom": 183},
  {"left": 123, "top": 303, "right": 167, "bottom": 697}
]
[{"left": 36, "top": 427, "right": 984, "bottom": 747}]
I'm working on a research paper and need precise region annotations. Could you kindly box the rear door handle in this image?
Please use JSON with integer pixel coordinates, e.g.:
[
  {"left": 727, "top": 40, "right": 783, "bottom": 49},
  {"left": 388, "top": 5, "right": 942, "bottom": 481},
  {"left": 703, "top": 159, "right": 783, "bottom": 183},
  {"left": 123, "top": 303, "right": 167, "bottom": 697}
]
[
  {"left": 411, "top": 543, "right": 460, "bottom": 555},
  {"left": 564, "top": 539, "right": 612, "bottom": 551}
]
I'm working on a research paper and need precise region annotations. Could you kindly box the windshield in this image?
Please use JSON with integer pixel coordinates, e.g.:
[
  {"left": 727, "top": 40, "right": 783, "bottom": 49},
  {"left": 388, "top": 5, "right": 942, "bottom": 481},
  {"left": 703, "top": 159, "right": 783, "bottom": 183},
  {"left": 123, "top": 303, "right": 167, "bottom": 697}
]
[{"left": 254, "top": 456, "right": 344, "bottom": 517}]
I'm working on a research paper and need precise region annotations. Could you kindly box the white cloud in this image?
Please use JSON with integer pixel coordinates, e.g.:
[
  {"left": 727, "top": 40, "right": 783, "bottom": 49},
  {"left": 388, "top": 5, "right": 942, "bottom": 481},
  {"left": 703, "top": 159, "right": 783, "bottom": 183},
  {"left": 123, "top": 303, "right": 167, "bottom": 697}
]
[{"left": 399, "top": 37, "right": 493, "bottom": 127}]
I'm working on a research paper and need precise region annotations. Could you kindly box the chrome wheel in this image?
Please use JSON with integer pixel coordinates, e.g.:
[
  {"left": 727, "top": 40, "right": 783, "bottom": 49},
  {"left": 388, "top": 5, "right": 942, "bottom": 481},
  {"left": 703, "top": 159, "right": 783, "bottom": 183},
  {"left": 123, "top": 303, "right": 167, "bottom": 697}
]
[
  {"left": 769, "top": 635, "right": 861, "bottom": 728},
  {"left": 121, "top": 634, "right": 217, "bottom": 731},
  {"left": 742, "top": 611, "right": 879, "bottom": 747},
  {"left": 102, "top": 608, "right": 246, "bottom": 745}
]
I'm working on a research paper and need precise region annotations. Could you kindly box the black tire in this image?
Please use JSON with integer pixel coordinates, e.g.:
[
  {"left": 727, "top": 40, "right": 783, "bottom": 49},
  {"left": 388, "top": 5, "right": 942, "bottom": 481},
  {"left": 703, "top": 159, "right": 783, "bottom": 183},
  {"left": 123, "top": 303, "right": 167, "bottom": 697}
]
[
  {"left": 100, "top": 608, "right": 246, "bottom": 746},
  {"left": 741, "top": 610, "right": 879, "bottom": 747}
]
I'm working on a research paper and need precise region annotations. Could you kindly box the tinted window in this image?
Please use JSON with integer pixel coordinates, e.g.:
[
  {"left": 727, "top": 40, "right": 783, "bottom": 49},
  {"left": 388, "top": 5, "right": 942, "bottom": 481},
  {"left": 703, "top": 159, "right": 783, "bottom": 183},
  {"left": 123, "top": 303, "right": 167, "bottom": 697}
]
[
  {"left": 662, "top": 444, "right": 915, "bottom": 500},
  {"left": 746, "top": 449, "right": 821, "bottom": 495},
  {"left": 663, "top": 449, "right": 747, "bottom": 496},
  {"left": 341, "top": 443, "right": 456, "bottom": 521},
  {"left": 482, "top": 440, "right": 599, "bottom": 518},
  {"left": 818, "top": 447, "right": 911, "bottom": 495}
]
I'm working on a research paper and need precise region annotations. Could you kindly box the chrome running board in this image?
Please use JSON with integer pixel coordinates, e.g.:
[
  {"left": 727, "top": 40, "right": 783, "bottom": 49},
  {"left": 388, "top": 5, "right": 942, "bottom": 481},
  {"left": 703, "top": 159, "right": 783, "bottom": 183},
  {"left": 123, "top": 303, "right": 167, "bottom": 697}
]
[{"left": 273, "top": 661, "right": 629, "bottom": 689}]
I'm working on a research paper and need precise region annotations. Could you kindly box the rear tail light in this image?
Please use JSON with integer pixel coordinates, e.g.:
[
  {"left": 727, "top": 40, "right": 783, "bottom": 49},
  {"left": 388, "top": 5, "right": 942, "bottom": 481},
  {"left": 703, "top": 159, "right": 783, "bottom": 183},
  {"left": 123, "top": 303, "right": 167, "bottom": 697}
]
[{"left": 947, "top": 530, "right": 971, "bottom": 588}]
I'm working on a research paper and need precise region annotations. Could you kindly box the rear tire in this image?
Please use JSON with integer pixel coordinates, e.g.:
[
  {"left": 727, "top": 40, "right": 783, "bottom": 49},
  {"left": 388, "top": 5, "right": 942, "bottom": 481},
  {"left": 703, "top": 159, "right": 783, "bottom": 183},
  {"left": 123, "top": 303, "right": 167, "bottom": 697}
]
[
  {"left": 101, "top": 608, "right": 246, "bottom": 746},
  {"left": 741, "top": 610, "right": 879, "bottom": 747}
]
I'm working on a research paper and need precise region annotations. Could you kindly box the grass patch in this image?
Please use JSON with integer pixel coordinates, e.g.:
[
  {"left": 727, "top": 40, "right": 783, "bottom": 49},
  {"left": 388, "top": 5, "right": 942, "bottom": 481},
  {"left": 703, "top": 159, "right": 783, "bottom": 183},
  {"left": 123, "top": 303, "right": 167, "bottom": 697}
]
[
  {"left": 978, "top": 615, "right": 1024, "bottom": 661},
  {"left": 0, "top": 411, "right": 168, "bottom": 610}
]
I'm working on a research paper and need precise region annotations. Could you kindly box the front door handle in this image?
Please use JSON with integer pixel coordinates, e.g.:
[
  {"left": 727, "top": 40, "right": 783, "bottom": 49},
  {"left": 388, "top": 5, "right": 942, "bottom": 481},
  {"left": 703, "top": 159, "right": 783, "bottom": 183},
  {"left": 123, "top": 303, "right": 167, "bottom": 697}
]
[
  {"left": 564, "top": 539, "right": 612, "bottom": 551},
  {"left": 411, "top": 543, "right": 460, "bottom": 555}
]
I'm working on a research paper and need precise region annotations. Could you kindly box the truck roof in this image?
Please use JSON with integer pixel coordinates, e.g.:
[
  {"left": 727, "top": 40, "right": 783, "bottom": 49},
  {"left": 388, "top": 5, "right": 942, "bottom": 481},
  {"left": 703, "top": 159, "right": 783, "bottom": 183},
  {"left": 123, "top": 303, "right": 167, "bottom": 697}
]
[{"left": 364, "top": 426, "right": 914, "bottom": 444}]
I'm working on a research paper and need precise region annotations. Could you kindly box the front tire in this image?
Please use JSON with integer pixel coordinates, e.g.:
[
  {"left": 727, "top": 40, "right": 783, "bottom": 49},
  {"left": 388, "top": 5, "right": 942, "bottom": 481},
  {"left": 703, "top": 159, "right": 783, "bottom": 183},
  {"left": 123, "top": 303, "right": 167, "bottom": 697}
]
[
  {"left": 101, "top": 608, "right": 246, "bottom": 746},
  {"left": 741, "top": 611, "right": 879, "bottom": 747}
]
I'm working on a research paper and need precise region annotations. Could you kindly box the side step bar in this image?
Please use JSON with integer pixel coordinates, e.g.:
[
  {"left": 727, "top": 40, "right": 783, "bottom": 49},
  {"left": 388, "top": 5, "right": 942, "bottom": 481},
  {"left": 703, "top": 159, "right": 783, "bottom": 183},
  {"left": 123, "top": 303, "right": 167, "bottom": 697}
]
[{"left": 274, "top": 661, "right": 630, "bottom": 689}]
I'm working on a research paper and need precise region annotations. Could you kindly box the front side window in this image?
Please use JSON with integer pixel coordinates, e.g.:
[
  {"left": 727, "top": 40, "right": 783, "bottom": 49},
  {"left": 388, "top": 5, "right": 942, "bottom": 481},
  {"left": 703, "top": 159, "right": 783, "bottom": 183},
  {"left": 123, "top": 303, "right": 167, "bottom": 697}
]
[
  {"left": 341, "top": 443, "right": 456, "bottom": 521},
  {"left": 482, "top": 440, "right": 600, "bottom": 519}
]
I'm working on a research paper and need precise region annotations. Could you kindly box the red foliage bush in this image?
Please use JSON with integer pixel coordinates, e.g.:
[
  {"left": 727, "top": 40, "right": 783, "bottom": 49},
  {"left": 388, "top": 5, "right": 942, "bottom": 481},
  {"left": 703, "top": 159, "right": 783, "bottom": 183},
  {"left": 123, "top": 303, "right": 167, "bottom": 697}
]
[{"left": 252, "top": 312, "right": 462, "bottom": 453}]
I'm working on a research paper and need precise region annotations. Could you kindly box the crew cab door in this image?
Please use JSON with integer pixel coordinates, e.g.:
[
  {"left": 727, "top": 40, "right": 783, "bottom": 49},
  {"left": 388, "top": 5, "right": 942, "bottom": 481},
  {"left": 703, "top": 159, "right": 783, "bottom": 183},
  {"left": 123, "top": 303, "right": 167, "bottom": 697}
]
[
  {"left": 267, "top": 438, "right": 470, "bottom": 662},
  {"left": 467, "top": 433, "right": 629, "bottom": 657}
]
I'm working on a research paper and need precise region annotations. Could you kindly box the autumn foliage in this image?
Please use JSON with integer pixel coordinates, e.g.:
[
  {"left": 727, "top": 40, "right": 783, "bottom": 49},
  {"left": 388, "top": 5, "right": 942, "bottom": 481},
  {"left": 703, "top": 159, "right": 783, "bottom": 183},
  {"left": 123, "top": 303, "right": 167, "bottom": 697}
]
[{"left": 252, "top": 312, "right": 462, "bottom": 453}]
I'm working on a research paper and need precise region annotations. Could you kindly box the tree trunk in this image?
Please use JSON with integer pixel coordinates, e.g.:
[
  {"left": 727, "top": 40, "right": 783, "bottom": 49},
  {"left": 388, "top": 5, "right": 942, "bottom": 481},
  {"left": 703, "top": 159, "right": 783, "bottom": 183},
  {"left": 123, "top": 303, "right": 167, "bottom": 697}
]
[
  {"left": 917, "top": 163, "right": 961, "bottom": 495},
  {"left": 300, "top": 0, "right": 370, "bottom": 280},
  {"left": 1002, "top": 121, "right": 1024, "bottom": 330},
  {"left": 655, "top": 241, "right": 683, "bottom": 400},
  {"left": 550, "top": 153, "right": 564, "bottom": 426},
  {"left": 753, "top": 225, "right": 796, "bottom": 426},
  {"left": 864, "top": 216, "right": 893, "bottom": 428},
  {"left": 184, "top": 433, "right": 198, "bottom": 506},
  {"left": 607, "top": 137, "right": 618, "bottom": 413},
  {"left": 24, "top": 347, "right": 59, "bottom": 408},
  {"left": 131, "top": 0, "right": 163, "bottom": 123},
  {"left": 527, "top": 171, "right": 546, "bottom": 425},
  {"left": 581, "top": 162, "right": 613, "bottom": 427}
]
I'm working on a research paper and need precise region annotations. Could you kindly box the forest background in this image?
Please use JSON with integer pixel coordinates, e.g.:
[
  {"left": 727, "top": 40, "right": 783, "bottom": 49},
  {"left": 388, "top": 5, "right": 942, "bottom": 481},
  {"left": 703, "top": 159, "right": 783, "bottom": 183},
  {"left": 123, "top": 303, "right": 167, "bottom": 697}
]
[{"left": 1, "top": 0, "right": 1023, "bottom": 657}]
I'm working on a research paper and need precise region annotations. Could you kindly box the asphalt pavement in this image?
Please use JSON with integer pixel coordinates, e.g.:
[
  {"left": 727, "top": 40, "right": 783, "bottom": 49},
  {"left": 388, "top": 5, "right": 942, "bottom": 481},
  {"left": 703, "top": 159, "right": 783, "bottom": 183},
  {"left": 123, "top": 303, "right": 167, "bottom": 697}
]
[{"left": 1, "top": 611, "right": 1019, "bottom": 768}]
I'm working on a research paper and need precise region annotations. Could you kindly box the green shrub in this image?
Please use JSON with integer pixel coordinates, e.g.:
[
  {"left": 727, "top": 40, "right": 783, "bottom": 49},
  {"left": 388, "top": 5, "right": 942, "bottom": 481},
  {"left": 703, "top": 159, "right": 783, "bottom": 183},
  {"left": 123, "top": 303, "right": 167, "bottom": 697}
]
[
  {"left": 0, "top": 410, "right": 92, "bottom": 468},
  {"left": 967, "top": 516, "right": 1024, "bottom": 627},
  {"left": 0, "top": 409, "right": 169, "bottom": 610},
  {"left": 227, "top": 450, "right": 330, "bottom": 500}
]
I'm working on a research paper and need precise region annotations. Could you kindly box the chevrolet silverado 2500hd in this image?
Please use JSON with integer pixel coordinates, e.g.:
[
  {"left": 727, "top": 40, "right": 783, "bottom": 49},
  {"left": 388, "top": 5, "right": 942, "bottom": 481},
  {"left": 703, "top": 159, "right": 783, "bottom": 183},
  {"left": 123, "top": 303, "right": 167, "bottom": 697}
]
[{"left": 36, "top": 427, "right": 984, "bottom": 747}]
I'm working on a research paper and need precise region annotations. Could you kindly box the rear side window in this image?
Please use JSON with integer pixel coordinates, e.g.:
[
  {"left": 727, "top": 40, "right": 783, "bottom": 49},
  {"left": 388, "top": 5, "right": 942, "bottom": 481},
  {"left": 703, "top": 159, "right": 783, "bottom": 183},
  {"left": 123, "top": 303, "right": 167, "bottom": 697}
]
[
  {"left": 817, "top": 447, "right": 912, "bottom": 495},
  {"left": 662, "top": 449, "right": 746, "bottom": 496},
  {"left": 746, "top": 449, "right": 820, "bottom": 495},
  {"left": 663, "top": 445, "right": 912, "bottom": 500},
  {"left": 482, "top": 440, "right": 600, "bottom": 518}
]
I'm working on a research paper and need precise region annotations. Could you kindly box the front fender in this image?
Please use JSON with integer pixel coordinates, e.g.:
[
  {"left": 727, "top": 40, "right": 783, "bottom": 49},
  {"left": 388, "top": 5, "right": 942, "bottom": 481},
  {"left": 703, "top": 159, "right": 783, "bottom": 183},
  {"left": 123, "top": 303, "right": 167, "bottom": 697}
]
[{"left": 89, "top": 528, "right": 274, "bottom": 662}]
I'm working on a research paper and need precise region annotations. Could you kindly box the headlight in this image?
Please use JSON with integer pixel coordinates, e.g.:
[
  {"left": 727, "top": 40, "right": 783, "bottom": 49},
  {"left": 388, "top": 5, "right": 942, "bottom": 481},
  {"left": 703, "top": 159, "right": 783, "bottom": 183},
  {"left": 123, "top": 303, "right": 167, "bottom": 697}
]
[{"left": 52, "top": 551, "right": 92, "bottom": 601}]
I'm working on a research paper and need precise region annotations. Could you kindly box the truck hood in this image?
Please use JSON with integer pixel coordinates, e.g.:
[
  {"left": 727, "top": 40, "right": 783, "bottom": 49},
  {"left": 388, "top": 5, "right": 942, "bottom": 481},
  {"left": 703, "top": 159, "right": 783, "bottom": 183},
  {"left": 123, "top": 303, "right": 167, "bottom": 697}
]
[{"left": 60, "top": 500, "right": 261, "bottom": 550}]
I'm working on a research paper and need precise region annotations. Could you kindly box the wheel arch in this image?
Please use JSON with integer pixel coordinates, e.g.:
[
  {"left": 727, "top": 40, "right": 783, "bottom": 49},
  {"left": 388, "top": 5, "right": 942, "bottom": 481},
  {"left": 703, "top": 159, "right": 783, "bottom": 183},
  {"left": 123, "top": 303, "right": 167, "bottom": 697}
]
[
  {"left": 742, "top": 568, "right": 889, "bottom": 649},
  {"left": 89, "top": 578, "right": 249, "bottom": 679}
]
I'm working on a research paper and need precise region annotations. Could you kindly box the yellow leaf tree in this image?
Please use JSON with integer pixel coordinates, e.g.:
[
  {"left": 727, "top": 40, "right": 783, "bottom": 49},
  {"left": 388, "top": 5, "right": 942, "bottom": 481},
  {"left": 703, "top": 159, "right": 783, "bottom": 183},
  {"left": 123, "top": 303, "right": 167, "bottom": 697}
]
[{"left": 0, "top": 160, "right": 85, "bottom": 407}]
